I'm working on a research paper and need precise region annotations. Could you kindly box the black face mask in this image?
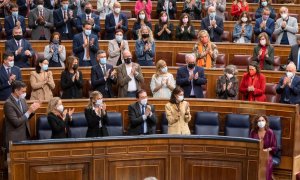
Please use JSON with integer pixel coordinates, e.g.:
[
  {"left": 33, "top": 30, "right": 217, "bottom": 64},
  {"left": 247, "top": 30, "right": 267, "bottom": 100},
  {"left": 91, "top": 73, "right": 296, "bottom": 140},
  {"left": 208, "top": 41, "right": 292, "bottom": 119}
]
[
  {"left": 73, "top": 64, "right": 78, "bottom": 70},
  {"left": 85, "top": 8, "right": 91, "bottom": 14},
  {"left": 142, "top": 34, "right": 149, "bottom": 38},
  {"left": 14, "top": 35, "right": 23, "bottom": 41},
  {"left": 124, "top": 58, "right": 132, "bottom": 64},
  {"left": 188, "top": 63, "right": 195, "bottom": 69}
]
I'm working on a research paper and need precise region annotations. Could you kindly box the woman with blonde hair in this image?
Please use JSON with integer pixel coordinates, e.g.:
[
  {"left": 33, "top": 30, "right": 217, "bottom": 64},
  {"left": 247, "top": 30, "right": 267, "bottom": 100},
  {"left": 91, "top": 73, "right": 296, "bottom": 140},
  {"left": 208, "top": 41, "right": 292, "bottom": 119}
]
[
  {"left": 135, "top": 25, "right": 156, "bottom": 66},
  {"left": 150, "top": 60, "right": 175, "bottom": 98},
  {"left": 85, "top": 91, "right": 108, "bottom": 137},
  {"left": 231, "top": 0, "right": 249, "bottom": 21},
  {"left": 192, "top": 30, "right": 218, "bottom": 68},
  {"left": 47, "top": 97, "right": 74, "bottom": 139}
]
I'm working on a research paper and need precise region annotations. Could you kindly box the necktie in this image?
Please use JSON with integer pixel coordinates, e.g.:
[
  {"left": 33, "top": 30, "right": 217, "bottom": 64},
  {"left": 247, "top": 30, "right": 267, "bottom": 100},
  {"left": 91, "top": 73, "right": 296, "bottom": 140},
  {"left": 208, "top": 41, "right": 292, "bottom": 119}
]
[
  {"left": 86, "top": 36, "right": 90, "bottom": 59},
  {"left": 102, "top": 65, "right": 106, "bottom": 75},
  {"left": 18, "top": 100, "right": 23, "bottom": 113},
  {"left": 17, "top": 40, "right": 20, "bottom": 48},
  {"left": 7, "top": 68, "right": 11, "bottom": 77},
  {"left": 39, "top": 10, "right": 43, "bottom": 17},
  {"left": 87, "top": 15, "right": 90, "bottom": 20},
  {"left": 14, "top": 16, "right": 17, "bottom": 26},
  {"left": 141, "top": 105, "right": 147, "bottom": 134}
]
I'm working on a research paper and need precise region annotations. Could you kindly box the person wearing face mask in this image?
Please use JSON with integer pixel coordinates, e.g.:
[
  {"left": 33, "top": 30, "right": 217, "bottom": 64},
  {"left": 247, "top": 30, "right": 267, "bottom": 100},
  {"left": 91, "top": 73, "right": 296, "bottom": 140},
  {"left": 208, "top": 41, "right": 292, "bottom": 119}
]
[
  {"left": 44, "top": 32, "right": 66, "bottom": 67},
  {"left": 135, "top": 25, "right": 155, "bottom": 66},
  {"left": 47, "top": 97, "right": 75, "bottom": 139},
  {"left": 116, "top": 50, "right": 144, "bottom": 97},
  {"left": 156, "top": 0, "right": 177, "bottom": 20},
  {"left": 135, "top": 0, "right": 152, "bottom": 21},
  {"left": 182, "top": 0, "right": 202, "bottom": 20},
  {"left": 97, "top": 0, "right": 115, "bottom": 19},
  {"left": 239, "top": 61, "right": 266, "bottom": 102},
  {"left": 273, "top": 6, "right": 298, "bottom": 46},
  {"left": 250, "top": 115, "right": 277, "bottom": 180},
  {"left": 132, "top": 9, "right": 152, "bottom": 40},
  {"left": 0, "top": 52, "right": 22, "bottom": 101},
  {"left": 127, "top": 89, "right": 157, "bottom": 135},
  {"left": 85, "top": 91, "right": 109, "bottom": 137},
  {"left": 17, "top": 0, "right": 35, "bottom": 18},
  {"left": 30, "top": 59, "right": 55, "bottom": 100},
  {"left": 276, "top": 62, "right": 300, "bottom": 104},
  {"left": 60, "top": 56, "right": 83, "bottom": 99},
  {"left": 255, "top": 0, "right": 276, "bottom": 20},
  {"left": 91, "top": 50, "right": 117, "bottom": 98},
  {"left": 254, "top": 7, "right": 275, "bottom": 42},
  {"left": 252, "top": 32, "right": 274, "bottom": 70},
  {"left": 76, "top": 2, "right": 100, "bottom": 37},
  {"left": 176, "top": 13, "right": 195, "bottom": 41},
  {"left": 233, "top": 11, "right": 253, "bottom": 43},
  {"left": 154, "top": 11, "right": 174, "bottom": 40},
  {"left": 5, "top": 27, "right": 35, "bottom": 68},
  {"left": 216, "top": 65, "right": 239, "bottom": 99},
  {"left": 176, "top": 54, "right": 207, "bottom": 98},
  {"left": 165, "top": 86, "right": 191, "bottom": 135},
  {"left": 150, "top": 60, "right": 175, "bottom": 98},
  {"left": 73, "top": 21, "right": 99, "bottom": 67},
  {"left": 204, "top": 0, "right": 226, "bottom": 21},
  {"left": 28, "top": 0, "right": 53, "bottom": 40},
  {"left": 108, "top": 29, "right": 130, "bottom": 66},
  {"left": 287, "top": 35, "right": 300, "bottom": 71},
  {"left": 105, "top": 2, "right": 128, "bottom": 40},
  {"left": 201, "top": 6, "right": 224, "bottom": 42},
  {"left": 230, "top": 0, "right": 249, "bottom": 21},
  {"left": 4, "top": 3, "right": 26, "bottom": 40}
]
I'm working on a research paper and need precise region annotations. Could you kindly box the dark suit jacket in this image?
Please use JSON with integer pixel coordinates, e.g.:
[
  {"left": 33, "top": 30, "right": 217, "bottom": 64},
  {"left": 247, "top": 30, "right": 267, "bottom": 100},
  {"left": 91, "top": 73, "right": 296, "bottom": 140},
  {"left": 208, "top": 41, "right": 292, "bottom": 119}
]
[
  {"left": 0, "top": 65, "right": 22, "bottom": 101},
  {"left": 73, "top": 32, "right": 99, "bottom": 66},
  {"left": 176, "top": 66, "right": 207, "bottom": 98},
  {"left": 276, "top": 75, "right": 300, "bottom": 104},
  {"left": 252, "top": 45, "right": 274, "bottom": 70},
  {"left": 156, "top": 0, "right": 177, "bottom": 19},
  {"left": 76, "top": 13, "right": 100, "bottom": 36},
  {"left": 4, "top": 15, "right": 26, "bottom": 39},
  {"left": 17, "top": 0, "right": 36, "bottom": 17},
  {"left": 44, "top": 0, "right": 61, "bottom": 10},
  {"left": 105, "top": 12, "right": 128, "bottom": 40},
  {"left": 84, "top": 107, "right": 108, "bottom": 137},
  {"left": 201, "top": 15, "right": 224, "bottom": 42},
  {"left": 127, "top": 102, "right": 157, "bottom": 135},
  {"left": 254, "top": 17, "right": 275, "bottom": 40},
  {"left": 53, "top": 8, "right": 76, "bottom": 39},
  {"left": 60, "top": 70, "right": 83, "bottom": 98},
  {"left": 47, "top": 112, "right": 71, "bottom": 139},
  {"left": 91, "top": 63, "right": 117, "bottom": 98},
  {"left": 288, "top": 44, "right": 300, "bottom": 69},
  {"left": 5, "top": 38, "right": 35, "bottom": 68}
]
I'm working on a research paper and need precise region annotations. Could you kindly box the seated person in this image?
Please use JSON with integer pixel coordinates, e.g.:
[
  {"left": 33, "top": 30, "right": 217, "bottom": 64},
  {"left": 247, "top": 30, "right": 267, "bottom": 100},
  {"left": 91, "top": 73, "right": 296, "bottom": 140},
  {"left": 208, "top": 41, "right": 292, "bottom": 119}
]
[
  {"left": 156, "top": 0, "right": 177, "bottom": 20},
  {"left": 5, "top": 27, "right": 35, "bottom": 68},
  {"left": 276, "top": 62, "right": 300, "bottom": 104},
  {"left": 273, "top": 6, "right": 298, "bottom": 46},
  {"left": 252, "top": 32, "right": 274, "bottom": 70},
  {"left": 44, "top": 32, "right": 66, "bottom": 67},
  {"left": 135, "top": 25, "right": 156, "bottom": 66},
  {"left": 47, "top": 97, "right": 74, "bottom": 139},
  {"left": 30, "top": 59, "right": 55, "bottom": 100},
  {"left": 127, "top": 89, "right": 157, "bottom": 135},
  {"left": 135, "top": 0, "right": 152, "bottom": 20},
  {"left": 201, "top": 6, "right": 224, "bottom": 42},
  {"left": 204, "top": 0, "right": 226, "bottom": 21},
  {"left": 132, "top": 9, "right": 152, "bottom": 40},
  {"left": 254, "top": 7, "right": 275, "bottom": 42},
  {"left": 216, "top": 65, "right": 239, "bottom": 99},
  {"left": 4, "top": 3, "right": 26, "bottom": 39},
  {"left": 150, "top": 60, "right": 175, "bottom": 98},
  {"left": 255, "top": 0, "right": 276, "bottom": 20},
  {"left": 233, "top": 11, "right": 253, "bottom": 43},
  {"left": 287, "top": 35, "right": 300, "bottom": 71},
  {"left": 108, "top": 29, "right": 130, "bottom": 66},
  {"left": 193, "top": 30, "right": 218, "bottom": 68},
  {"left": 85, "top": 91, "right": 108, "bottom": 137},
  {"left": 97, "top": 0, "right": 115, "bottom": 19},
  {"left": 154, "top": 11, "right": 174, "bottom": 41},
  {"left": 182, "top": 0, "right": 202, "bottom": 20},
  {"left": 175, "top": 13, "right": 195, "bottom": 41},
  {"left": 230, "top": 0, "right": 249, "bottom": 21}
]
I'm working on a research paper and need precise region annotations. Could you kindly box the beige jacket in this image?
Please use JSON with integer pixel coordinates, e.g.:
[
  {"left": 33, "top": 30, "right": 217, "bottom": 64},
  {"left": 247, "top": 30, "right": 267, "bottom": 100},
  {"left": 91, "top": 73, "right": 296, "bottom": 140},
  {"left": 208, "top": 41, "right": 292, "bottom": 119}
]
[
  {"left": 108, "top": 39, "right": 130, "bottom": 66},
  {"left": 30, "top": 71, "right": 55, "bottom": 100},
  {"left": 165, "top": 101, "right": 191, "bottom": 135}
]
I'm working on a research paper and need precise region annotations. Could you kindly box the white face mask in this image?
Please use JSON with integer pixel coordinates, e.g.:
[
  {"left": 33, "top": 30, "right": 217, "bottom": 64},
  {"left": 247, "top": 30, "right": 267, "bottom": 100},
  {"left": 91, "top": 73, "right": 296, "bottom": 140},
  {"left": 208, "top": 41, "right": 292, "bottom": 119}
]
[
  {"left": 257, "top": 121, "right": 266, "bottom": 128},
  {"left": 8, "top": 61, "right": 14, "bottom": 67},
  {"left": 20, "top": 92, "right": 26, "bottom": 99},
  {"left": 95, "top": 99, "right": 103, "bottom": 106},
  {"left": 226, "top": 73, "right": 233, "bottom": 79},
  {"left": 177, "top": 95, "right": 184, "bottom": 102},
  {"left": 286, "top": 72, "right": 294, "bottom": 78},
  {"left": 37, "top": 5, "right": 43, "bottom": 11},
  {"left": 161, "top": 67, "right": 168, "bottom": 73},
  {"left": 57, "top": 104, "right": 64, "bottom": 113},
  {"left": 140, "top": 98, "right": 147, "bottom": 106},
  {"left": 139, "top": 14, "right": 145, "bottom": 20},
  {"left": 281, "top": 13, "right": 288, "bottom": 19},
  {"left": 241, "top": 17, "right": 248, "bottom": 22},
  {"left": 260, "top": 39, "right": 266, "bottom": 46},
  {"left": 114, "top": 8, "right": 121, "bottom": 14}
]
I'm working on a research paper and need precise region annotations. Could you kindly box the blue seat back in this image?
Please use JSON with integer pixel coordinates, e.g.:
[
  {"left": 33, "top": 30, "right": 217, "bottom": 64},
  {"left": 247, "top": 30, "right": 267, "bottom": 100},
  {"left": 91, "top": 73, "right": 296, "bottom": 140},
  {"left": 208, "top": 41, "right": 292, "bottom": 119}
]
[
  {"left": 107, "top": 112, "right": 123, "bottom": 136},
  {"left": 161, "top": 112, "right": 168, "bottom": 134},
  {"left": 69, "top": 113, "right": 88, "bottom": 138},
  {"left": 268, "top": 116, "right": 282, "bottom": 166},
  {"left": 195, "top": 112, "right": 219, "bottom": 135},
  {"left": 225, "top": 114, "right": 250, "bottom": 137},
  {"left": 37, "top": 115, "right": 52, "bottom": 139}
]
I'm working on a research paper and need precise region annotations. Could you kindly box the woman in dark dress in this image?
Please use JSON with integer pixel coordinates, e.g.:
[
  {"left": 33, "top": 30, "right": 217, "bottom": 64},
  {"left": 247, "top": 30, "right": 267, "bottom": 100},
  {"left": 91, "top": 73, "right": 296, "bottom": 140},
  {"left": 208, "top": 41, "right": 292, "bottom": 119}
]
[
  {"left": 154, "top": 11, "right": 174, "bottom": 41},
  {"left": 47, "top": 97, "right": 75, "bottom": 139},
  {"left": 216, "top": 65, "right": 239, "bottom": 99},
  {"left": 132, "top": 9, "right": 152, "bottom": 40},
  {"left": 175, "top": 13, "right": 195, "bottom": 41},
  {"left": 85, "top": 91, "right": 109, "bottom": 137}
]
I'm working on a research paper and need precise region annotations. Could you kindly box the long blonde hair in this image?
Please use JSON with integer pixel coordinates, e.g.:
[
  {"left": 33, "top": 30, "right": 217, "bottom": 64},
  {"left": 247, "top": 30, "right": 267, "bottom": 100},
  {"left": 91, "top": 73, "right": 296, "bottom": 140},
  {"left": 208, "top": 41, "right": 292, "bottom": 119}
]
[
  {"left": 87, "top": 91, "right": 103, "bottom": 108},
  {"left": 47, "top": 97, "right": 61, "bottom": 113},
  {"left": 155, "top": 60, "right": 167, "bottom": 77},
  {"left": 138, "top": 25, "right": 154, "bottom": 43}
]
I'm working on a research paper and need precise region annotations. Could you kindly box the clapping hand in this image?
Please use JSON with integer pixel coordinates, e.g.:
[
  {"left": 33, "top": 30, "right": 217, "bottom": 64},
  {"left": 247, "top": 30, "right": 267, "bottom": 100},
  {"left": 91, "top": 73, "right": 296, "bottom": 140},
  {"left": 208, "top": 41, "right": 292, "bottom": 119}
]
[
  {"left": 227, "top": 82, "right": 232, "bottom": 89},
  {"left": 28, "top": 101, "right": 41, "bottom": 114},
  {"left": 145, "top": 105, "right": 151, "bottom": 116},
  {"left": 24, "top": 50, "right": 31, "bottom": 56},
  {"left": 281, "top": 21, "right": 287, "bottom": 29},
  {"left": 9, "top": 74, "right": 16, "bottom": 83},
  {"left": 247, "top": 86, "right": 255, "bottom": 92},
  {"left": 185, "top": 102, "right": 189, "bottom": 111},
  {"left": 16, "top": 47, "right": 23, "bottom": 55},
  {"left": 90, "top": 38, "right": 95, "bottom": 46},
  {"left": 188, "top": 73, "right": 194, "bottom": 81},
  {"left": 194, "top": 72, "right": 199, "bottom": 80}
]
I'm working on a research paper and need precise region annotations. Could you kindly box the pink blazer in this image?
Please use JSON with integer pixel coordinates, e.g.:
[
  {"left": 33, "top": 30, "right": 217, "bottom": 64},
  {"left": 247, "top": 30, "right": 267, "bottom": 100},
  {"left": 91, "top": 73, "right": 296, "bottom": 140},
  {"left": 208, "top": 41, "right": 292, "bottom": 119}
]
[{"left": 135, "top": 0, "right": 152, "bottom": 20}]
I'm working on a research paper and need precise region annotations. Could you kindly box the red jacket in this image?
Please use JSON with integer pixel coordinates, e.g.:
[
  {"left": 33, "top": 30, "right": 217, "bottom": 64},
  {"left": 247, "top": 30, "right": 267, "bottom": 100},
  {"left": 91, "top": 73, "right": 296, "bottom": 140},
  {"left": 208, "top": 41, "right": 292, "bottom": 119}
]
[
  {"left": 239, "top": 72, "right": 266, "bottom": 102},
  {"left": 231, "top": 2, "right": 249, "bottom": 18}
]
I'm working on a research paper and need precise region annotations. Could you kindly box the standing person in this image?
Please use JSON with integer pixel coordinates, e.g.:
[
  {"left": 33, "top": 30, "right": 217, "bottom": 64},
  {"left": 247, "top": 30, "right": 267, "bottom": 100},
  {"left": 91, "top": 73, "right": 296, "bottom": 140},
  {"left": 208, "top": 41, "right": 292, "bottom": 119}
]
[
  {"left": 165, "top": 86, "right": 191, "bottom": 135},
  {"left": 132, "top": 9, "right": 152, "bottom": 40},
  {"left": 216, "top": 65, "right": 239, "bottom": 99},
  {"left": 255, "top": 0, "right": 276, "bottom": 20},
  {"left": 47, "top": 97, "right": 74, "bottom": 139},
  {"left": 60, "top": 56, "right": 83, "bottom": 99},
  {"left": 156, "top": 0, "right": 177, "bottom": 20},
  {"left": 0, "top": 52, "right": 22, "bottom": 101},
  {"left": 4, "top": 80, "right": 40, "bottom": 149},
  {"left": 127, "top": 89, "right": 157, "bottom": 135},
  {"left": 97, "top": 0, "right": 115, "bottom": 19},
  {"left": 254, "top": 7, "right": 275, "bottom": 42},
  {"left": 135, "top": 0, "right": 152, "bottom": 21},
  {"left": 30, "top": 59, "right": 55, "bottom": 100},
  {"left": 204, "top": 0, "right": 226, "bottom": 21},
  {"left": 230, "top": 0, "right": 249, "bottom": 21},
  {"left": 4, "top": 3, "right": 26, "bottom": 39},
  {"left": 287, "top": 35, "right": 300, "bottom": 70},
  {"left": 135, "top": 25, "right": 155, "bottom": 66},
  {"left": 85, "top": 91, "right": 109, "bottom": 137},
  {"left": 176, "top": 13, "right": 195, "bottom": 41},
  {"left": 108, "top": 29, "right": 130, "bottom": 66},
  {"left": 182, "top": 0, "right": 202, "bottom": 20},
  {"left": 250, "top": 115, "right": 277, "bottom": 180},
  {"left": 239, "top": 61, "right": 266, "bottom": 102},
  {"left": 44, "top": 32, "right": 66, "bottom": 67},
  {"left": 201, "top": 6, "right": 224, "bottom": 42},
  {"left": 154, "top": 11, "right": 174, "bottom": 41},
  {"left": 233, "top": 11, "right": 253, "bottom": 43}
]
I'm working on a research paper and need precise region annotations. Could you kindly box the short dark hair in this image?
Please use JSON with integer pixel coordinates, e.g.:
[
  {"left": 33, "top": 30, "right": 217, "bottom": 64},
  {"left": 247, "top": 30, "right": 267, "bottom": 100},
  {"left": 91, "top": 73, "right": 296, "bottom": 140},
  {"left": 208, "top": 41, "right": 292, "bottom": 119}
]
[
  {"left": 136, "top": 89, "right": 147, "bottom": 98},
  {"left": 115, "top": 29, "right": 124, "bottom": 34},
  {"left": 10, "top": 3, "right": 18, "bottom": 10},
  {"left": 36, "top": 59, "right": 49, "bottom": 73},
  {"left": 97, "top": 50, "right": 106, "bottom": 55},
  {"left": 3, "top": 52, "right": 14, "bottom": 61},
  {"left": 50, "top": 32, "right": 61, "bottom": 44},
  {"left": 170, "top": 86, "right": 184, "bottom": 104},
  {"left": 11, "top": 80, "right": 26, "bottom": 92},
  {"left": 83, "top": 21, "right": 92, "bottom": 27},
  {"left": 247, "top": 61, "right": 261, "bottom": 74}
]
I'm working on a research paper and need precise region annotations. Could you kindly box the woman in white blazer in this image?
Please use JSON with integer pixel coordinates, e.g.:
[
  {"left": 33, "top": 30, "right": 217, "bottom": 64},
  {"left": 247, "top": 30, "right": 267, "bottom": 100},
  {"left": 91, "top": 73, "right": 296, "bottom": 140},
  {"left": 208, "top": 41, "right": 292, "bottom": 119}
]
[{"left": 108, "top": 29, "right": 130, "bottom": 66}]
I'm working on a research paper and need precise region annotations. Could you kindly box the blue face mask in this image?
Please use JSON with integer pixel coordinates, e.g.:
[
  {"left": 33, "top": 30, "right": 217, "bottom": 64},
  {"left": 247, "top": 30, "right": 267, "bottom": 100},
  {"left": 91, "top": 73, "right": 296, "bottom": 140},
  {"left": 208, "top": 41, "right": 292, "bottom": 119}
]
[
  {"left": 85, "top": 30, "right": 91, "bottom": 36},
  {"left": 42, "top": 64, "right": 48, "bottom": 71},
  {"left": 12, "top": 11, "right": 18, "bottom": 17},
  {"left": 63, "top": 4, "right": 68, "bottom": 10},
  {"left": 261, "top": 1, "right": 267, "bottom": 6},
  {"left": 100, "top": 58, "right": 107, "bottom": 64},
  {"left": 209, "top": 12, "right": 216, "bottom": 19}
]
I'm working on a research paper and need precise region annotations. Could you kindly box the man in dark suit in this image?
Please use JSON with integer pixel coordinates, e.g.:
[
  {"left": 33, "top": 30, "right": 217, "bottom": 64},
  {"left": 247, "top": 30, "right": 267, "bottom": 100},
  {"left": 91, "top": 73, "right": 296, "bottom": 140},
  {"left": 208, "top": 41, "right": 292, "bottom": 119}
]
[
  {"left": 127, "top": 89, "right": 157, "bottom": 135},
  {"left": 201, "top": 6, "right": 224, "bottom": 42},
  {"left": 44, "top": 0, "right": 60, "bottom": 10},
  {"left": 276, "top": 62, "right": 300, "bottom": 104},
  {"left": 0, "top": 52, "right": 22, "bottom": 101},
  {"left": 288, "top": 35, "right": 300, "bottom": 71},
  {"left": 105, "top": 2, "right": 128, "bottom": 40},
  {"left": 4, "top": 80, "right": 40, "bottom": 149},
  {"left": 176, "top": 53, "right": 207, "bottom": 98},
  {"left": 73, "top": 21, "right": 99, "bottom": 66},
  {"left": 17, "top": 0, "right": 35, "bottom": 17},
  {"left": 53, "top": 0, "right": 76, "bottom": 40},
  {"left": 91, "top": 50, "right": 117, "bottom": 98},
  {"left": 4, "top": 3, "right": 26, "bottom": 39},
  {"left": 254, "top": 7, "right": 275, "bottom": 41},
  {"left": 5, "top": 27, "right": 35, "bottom": 68},
  {"left": 76, "top": 2, "right": 100, "bottom": 37}
]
